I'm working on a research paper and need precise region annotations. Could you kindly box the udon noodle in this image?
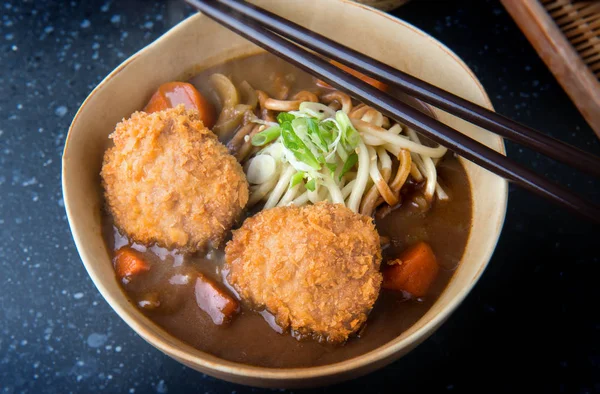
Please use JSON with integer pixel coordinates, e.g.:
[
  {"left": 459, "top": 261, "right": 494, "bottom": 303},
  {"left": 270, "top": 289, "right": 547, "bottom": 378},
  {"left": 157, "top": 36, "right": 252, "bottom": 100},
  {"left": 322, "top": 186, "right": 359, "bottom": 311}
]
[{"left": 209, "top": 73, "right": 449, "bottom": 217}]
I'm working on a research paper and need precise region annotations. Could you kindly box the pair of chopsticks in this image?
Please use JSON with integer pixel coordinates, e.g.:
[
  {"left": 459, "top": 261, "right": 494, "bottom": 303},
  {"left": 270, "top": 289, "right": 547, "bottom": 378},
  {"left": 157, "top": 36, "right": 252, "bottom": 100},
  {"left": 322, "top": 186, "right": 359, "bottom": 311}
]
[{"left": 185, "top": 0, "right": 600, "bottom": 223}]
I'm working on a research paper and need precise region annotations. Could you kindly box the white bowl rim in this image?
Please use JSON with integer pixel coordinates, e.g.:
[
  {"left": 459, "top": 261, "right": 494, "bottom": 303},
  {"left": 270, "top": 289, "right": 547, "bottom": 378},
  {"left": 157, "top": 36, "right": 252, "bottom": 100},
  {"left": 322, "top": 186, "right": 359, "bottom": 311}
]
[{"left": 63, "top": 0, "right": 508, "bottom": 381}]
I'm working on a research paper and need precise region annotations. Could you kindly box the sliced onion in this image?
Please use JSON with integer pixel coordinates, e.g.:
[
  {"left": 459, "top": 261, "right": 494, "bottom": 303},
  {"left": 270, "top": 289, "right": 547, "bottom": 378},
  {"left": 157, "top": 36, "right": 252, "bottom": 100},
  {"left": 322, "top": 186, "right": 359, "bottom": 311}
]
[
  {"left": 299, "top": 102, "right": 336, "bottom": 120},
  {"left": 209, "top": 73, "right": 239, "bottom": 109},
  {"left": 213, "top": 104, "right": 251, "bottom": 138},
  {"left": 239, "top": 80, "right": 258, "bottom": 109}
]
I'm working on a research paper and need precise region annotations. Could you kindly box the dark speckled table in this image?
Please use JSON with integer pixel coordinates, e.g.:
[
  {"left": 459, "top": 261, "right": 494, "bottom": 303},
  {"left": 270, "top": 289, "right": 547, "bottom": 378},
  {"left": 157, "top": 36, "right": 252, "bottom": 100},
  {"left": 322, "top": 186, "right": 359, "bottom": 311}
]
[{"left": 1, "top": 0, "right": 598, "bottom": 393}]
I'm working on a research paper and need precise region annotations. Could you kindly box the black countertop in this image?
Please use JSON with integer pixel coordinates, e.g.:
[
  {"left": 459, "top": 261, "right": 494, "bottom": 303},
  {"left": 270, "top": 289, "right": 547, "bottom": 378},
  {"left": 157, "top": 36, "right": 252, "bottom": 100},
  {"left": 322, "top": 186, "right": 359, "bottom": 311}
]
[{"left": 1, "top": 0, "right": 598, "bottom": 393}]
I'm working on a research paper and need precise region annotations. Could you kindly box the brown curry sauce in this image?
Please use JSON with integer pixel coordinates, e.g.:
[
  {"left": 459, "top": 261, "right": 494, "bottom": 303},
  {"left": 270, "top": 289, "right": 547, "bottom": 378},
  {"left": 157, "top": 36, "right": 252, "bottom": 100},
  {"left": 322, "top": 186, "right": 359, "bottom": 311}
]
[{"left": 102, "top": 53, "right": 472, "bottom": 368}]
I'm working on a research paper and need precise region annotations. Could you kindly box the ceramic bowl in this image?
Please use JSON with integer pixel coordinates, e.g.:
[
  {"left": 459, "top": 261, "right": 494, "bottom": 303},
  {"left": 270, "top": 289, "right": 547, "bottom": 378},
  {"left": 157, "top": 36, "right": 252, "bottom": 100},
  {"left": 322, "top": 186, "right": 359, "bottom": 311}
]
[
  {"left": 62, "top": 0, "right": 507, "bottom": 388},
  {"left": 353, "top": 0, "right": 411, "bottom": 12}
]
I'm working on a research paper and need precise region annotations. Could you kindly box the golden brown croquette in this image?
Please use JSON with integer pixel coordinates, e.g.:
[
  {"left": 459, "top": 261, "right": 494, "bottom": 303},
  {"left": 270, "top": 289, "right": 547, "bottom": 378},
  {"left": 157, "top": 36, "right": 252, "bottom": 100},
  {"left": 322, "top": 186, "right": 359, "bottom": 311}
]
[
  {"left": 101, "top": 105, "right": 248, "bottom": 252},
  {"left": 225, "top": 202, "right": 382, "bottom": 343}
]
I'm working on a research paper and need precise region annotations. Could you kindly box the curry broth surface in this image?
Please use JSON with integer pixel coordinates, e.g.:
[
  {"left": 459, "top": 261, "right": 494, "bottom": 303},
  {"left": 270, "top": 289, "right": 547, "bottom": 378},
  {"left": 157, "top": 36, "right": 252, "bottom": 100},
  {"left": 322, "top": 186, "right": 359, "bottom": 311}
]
[{"left": 102, "top": 53, "right": 472, "bottom": 368}]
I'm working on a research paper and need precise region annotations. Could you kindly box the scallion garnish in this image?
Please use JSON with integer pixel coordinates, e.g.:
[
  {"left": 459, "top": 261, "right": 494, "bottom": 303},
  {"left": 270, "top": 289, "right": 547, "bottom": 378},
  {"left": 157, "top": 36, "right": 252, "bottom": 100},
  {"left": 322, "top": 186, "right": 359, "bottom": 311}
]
[
  {"left": 336, "top": 111, "right": 360, "bottom": 149},
  {"left": 277, "top": 112, "right": 295, "bottom": 124},
  {"left": 252, "top": 104, "right": 363, "bottom": 199},
  {"left": 339, "top": 152, "right": 358, "bottom": 180},
  {"left": 290, "top": 171, "right": 305, "bottom": 188},
  {"left": 281, "top": 122, "right": 321, "bottom": 170},
  {"left": 251, "top": 125, "right": 281, "bottom": 146},
  {"left": 306, "top": 118, "right": 327, "bottom": 151},
  {"left": 319, "top": 120, "right": 335, "bottom": 145},
  {"left": 325, "top": 162, "right": 337, "bottom": 175}
]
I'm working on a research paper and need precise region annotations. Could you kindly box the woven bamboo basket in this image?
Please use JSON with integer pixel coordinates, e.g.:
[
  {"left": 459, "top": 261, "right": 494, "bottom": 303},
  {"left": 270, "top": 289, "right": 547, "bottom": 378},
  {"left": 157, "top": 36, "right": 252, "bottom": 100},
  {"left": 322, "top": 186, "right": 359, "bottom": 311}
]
[{"left": 502, "top": 0, "right": 600, "bottom": 139}]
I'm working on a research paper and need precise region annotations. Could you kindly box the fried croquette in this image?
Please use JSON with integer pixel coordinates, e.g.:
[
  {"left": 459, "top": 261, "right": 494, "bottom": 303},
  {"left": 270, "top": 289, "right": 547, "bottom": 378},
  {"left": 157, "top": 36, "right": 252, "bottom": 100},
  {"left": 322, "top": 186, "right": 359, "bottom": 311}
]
[
  {"left": 225, "top": 202, "right": 382, "bottom": 343},
  {"left": 101, "top": 105, "right": 249, "bottom": 252}
]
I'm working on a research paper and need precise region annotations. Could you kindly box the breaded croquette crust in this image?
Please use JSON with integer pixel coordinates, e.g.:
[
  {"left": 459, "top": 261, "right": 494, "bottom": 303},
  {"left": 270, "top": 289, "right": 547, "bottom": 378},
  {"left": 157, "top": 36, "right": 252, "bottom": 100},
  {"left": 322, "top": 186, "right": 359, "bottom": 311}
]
[
  {"left": 225, "top": 202, "right": 382, "bottom": 343},
  {"left": 101, "top": 105, "right": 248, "bottom": 252}
]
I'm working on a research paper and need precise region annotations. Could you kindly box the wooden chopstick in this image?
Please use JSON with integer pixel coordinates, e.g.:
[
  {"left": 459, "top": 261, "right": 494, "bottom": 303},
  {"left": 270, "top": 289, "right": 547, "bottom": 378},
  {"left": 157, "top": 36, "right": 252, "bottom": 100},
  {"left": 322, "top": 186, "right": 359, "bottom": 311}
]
[
  {"left": 216, "top": 0, "right": 600, "bottom": 178},
  {"left": 185, "top": 0, "right": 600, "bottom": 223}
]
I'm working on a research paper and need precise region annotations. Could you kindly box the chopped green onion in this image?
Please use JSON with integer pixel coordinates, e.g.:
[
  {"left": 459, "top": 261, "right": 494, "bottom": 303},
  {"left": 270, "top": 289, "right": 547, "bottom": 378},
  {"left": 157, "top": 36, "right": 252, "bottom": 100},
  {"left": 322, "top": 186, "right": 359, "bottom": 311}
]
[
  {"left": 290, "top": 171, "right": 305, "bottom": 188},
  {"left": 320, "top": 120, "right": 335, "bottom": 133},
  {"left": 277, "top": 112, "right": 295, "bottom": 124},
  {"left": 251, "top": 125, "right": 281, "bottom": 146},
  {"left": 339, "top": 152, "right": 358, "bottom": 180},
  {"left": 336, "top": 143, "right": 349, "bottom": 162},
  {"left": 325, "top": 162, "right": 337, "bottom": 175},
  {"left": 319, "top": 120, "right": 335, "bottom": 145},
  {"left": 260, "top": 109, "right": 364, "bottom": 184},
  {"left": 345, "top": 126, "right": 360, "bottom": 147},
  {"left": 306, "top": 118, "right": 328, "bottom": 151},
  {"left": 281, "top": 122, "right": 321, "bottom": 170},
  {"left": 291, "top": 117, "right": 308, "bottom": 137},
  {"left": 292, "top": 118, "right": 325, "bottom": 162},
  {"left": 336, "top": 111, "right": 360, "bottom": 149}
]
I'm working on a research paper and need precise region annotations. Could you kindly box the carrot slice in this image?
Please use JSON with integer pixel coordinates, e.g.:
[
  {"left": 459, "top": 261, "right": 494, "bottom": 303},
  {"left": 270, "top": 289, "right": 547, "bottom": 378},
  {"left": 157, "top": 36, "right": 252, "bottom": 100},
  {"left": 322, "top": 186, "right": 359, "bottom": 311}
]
[
  {"left": 382, "top": 241, "right": 439, "bottom": 297},
  {"left": 317, "top": 60, "right": 388, "bottom": 91},
  {"left": 114, "top": 247, "right": 150, "bottom": 280},
  {"left": 194, "top": 273, "right": 239, "bottom": 325},
  {"left": 144, "top": 81, "right": 216, "bottom": 129}
]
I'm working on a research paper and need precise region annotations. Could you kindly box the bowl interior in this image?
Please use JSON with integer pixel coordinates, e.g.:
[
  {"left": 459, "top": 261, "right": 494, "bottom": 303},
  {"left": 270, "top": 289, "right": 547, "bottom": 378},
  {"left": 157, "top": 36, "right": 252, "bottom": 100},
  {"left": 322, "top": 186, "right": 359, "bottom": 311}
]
[{"left": 62, "top": 0, "right": 506, "bottom": 387}]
